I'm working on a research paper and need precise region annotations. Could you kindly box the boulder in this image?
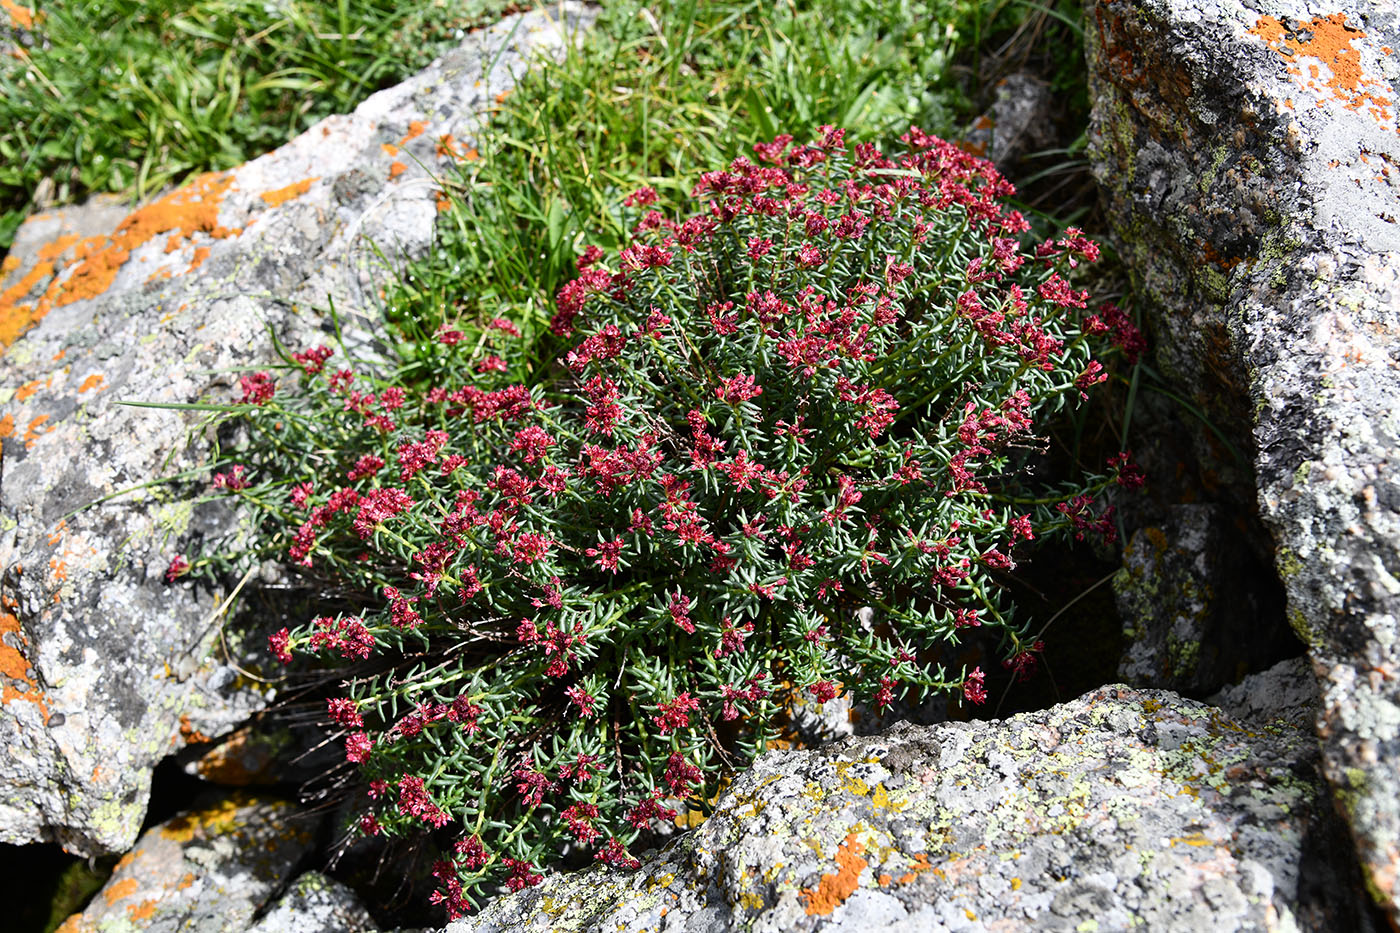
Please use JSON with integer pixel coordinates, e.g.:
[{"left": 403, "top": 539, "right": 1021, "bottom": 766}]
[
  {"left": 53, "top": 793, "right": 316, "bottom": 933},
  {"left": 1085, "top": 0, "right": 1400, "bottom": 917},
  {"left": 447, "top": 668, "right": 1364, "bottom": 932},
  {"left": 0, "top": 3, "right": 595, "bottom": 856},
  {"left": 246, "top": 871, "right": 380, "bottom": 933}
]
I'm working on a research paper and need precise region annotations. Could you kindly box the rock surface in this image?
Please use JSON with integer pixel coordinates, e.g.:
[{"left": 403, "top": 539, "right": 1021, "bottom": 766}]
[
  {"left": 447, "top": 671, "right": 1354, "bottom": 932},
  {"left": 1115, "top": 504, "right": 1296, "bottom": 694},
  {"left": 54, "top": 794, "right": 316, "bottom": 933},
  {"left": 246, "top": 871, "right": 380, "bottom": 933},
  {"left": 962, "top": 73, "right": 1058, "bottom": 169},
  {"left": 1086, "top": 0, "right": 1400, "bottom": 917},
  {"left": 0, "top": 4, "right": 595, "bottom": 856}
]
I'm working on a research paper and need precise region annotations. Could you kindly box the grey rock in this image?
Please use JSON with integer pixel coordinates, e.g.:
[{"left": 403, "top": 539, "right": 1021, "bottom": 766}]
[
  {"left": 176, "top": 717, "right": 340, "bottom": 788},
  {"left": 54, "top": 793, "right": 317, "bottom": 933},
  {"left": 446, "top": 678, "right": 1342, "bottom": 932},
  {"left": 963, "top": 73, "right": 1058, "bottom": 169},
  {"left": 1086, "top": 0, "right": 1400, "bottom": 917},
  {"left": 1115, "top": 504, "right": 1297, "bottom": 693},
  {"left": 247, "top": 871, "right": 379, "bottom": 933},
  {"left": 1209, "top": 656, "right": 1316, "bottom": 729},
  {"left": 0, "top": 4, "right": 595, "bottom": 856}
]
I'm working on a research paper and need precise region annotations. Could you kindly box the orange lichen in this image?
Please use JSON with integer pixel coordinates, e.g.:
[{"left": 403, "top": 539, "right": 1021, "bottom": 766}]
[
  {"left": 435, "top": 191, "right": 452, "bottom": 212},
  {"left": 381, "top": 142, "right": 400, "bottom": 157},
  {"left": 401, "top": 120, "right": 429, "bottom": 143},
  {"left": 22, "top": 414, "right": 51, "bottom": 449},
  {"left": 0, "top": 172, "right": 238, "bottom": 347},
  {"left": 159, "top": 794, "right": 245, "bottom": 842},
  {"left": 1249, "top": 13, "right": 1395, "bottom": 128},
  {"left": 194, "top": 728, "right": 275, "bottom": 785},
  {"left": 103, "top": 878, "right": 139, "bottom": 905},
  {"left": 2, "top": 255, "right": 19, "bottom": 273},
  {"left": 0, "top": 259, "right": 54, "bottom": 345},
  {"left": 127, "top": 899, "right": 158, "bottom": 922},
  {"left": 1, "top": 0, "right": 35, "bottom": 29},
  {"left": 389, "top": 161, "right": 407, "bottom": 179},
  {"left": 0, "top": 413, "right": 13, "bottom": 438},
  {"left": 117, "top": 173, "right": 236, "bottom": 244},
  {"left": 799, "top": 833, "right": 867, "bottom": 916},
  {"left": 15, "top": 376, "right": 48, "bottom": 402},
  {"left": 178, "top": 714, "right": 213, "bottom": 746},
  {"left": 259, "top": 177, "right": 317, "bottom": 207},
  {"left": 176, "top": 872, "right": 196, "bottom": 890},
  {"left": 53, "top": 915, "right": 95, "bottom": 933},
  {"left": 436, "top": 133, "right": 463, "bottom": 159},
  {"left": 896, "top": 852, "right": 934, "bottom": 884},
  {"left": 47, "top": 520, "right": 65, "bottom": 546},
  {"left": 187, "top": 246, "right": 212, "bottom": 272},
  {"left": 0, "top": 609, "right": 49, "bottom": 718},
  {"left": 51, "top": 239, "right": 128, "bottom": 305},
  {"left": 36, "top": 235, "right": 80, "bottom": 262}
]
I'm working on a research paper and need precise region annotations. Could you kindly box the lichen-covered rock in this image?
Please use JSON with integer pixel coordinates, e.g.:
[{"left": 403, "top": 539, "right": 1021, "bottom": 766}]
[
  {"left": 1115, "top": 504, "right": 1296, "bottom": 693},
  {"left": 53, "top": 794, "right": 316, "bottom": 933},
  {"left": 1085, "top": 0, "right": 1400, "bottom": 917},
  {"left": 246, "top": 871, "right": 379, "bottom": 933},
  {"left": 447, "top": 674, "right": 1357, "bottom": 932},
  {"left": 0, "top": 4, "right": 595, "bottom": 856},
  {"left": 177, "top": 719, "right": 340, "bottom": 788}
]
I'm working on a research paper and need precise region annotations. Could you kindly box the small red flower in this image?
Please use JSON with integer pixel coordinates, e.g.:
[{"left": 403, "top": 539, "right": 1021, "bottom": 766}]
[
  {"left": 238, "top": 371, "right": 275, "bottom": 405},
  {"left": 963, "top": 667, "right": 988, "bottom": 705},
  {"left": 268, "top": 627, "right": 292, "bottom": 664},
  {"left": 164, "top": 555, "right": 190, "bottom": 583}
]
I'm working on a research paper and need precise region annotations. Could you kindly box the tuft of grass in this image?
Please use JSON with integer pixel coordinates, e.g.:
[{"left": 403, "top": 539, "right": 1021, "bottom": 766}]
[{"left": 0, "top": 0, "right": 522, "bottom": 249}]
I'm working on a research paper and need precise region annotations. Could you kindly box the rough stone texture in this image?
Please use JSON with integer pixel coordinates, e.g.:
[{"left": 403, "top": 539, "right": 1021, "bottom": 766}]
[
  {"left": 1085, "top": 0, "right": 1400, "bottom": 917},
  {"left": 1115, "top": 504, "right": 1297, "bottom": 693},
  {"left": 0, "top": 4, "right": 595, "bottom": 856},
  {"left": 246, "top": 871, "right": 380, "bottom": 933},
  {"left": 963, "top": 73, "right": 1058, "bottom": 169},
  {"left": 53, "top": 794, "right": 317, "bottom": 933},
  {"left": 177, "top": 719, "right": 339, "bottom": 787},
  {"left": 447, "top": 673, "right": 1353, "bottom": 932}
]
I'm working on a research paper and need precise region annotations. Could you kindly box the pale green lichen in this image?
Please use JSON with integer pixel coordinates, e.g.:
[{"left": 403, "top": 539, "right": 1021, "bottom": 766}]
[
  {"left": 1286, "top": 605, "right": 1321, "bottom": 650},
  {"left": 1275, "top": 546, "right": 1304, "bottom": 581}
]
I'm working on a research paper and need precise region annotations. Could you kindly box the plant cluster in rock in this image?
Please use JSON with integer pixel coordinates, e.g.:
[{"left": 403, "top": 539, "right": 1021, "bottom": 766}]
[{"left": 192, "top": 127, "right": 1139, "bottom": 916}]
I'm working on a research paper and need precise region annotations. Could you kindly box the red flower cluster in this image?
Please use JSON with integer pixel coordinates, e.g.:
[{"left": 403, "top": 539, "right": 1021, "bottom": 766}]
[{"left": 216, "top": 127, "right": 1133, "bottom": 917}]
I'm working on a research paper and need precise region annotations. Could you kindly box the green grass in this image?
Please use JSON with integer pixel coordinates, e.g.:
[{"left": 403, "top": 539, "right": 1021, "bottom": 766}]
[
  {"left": 383, "top": 0, "right": 1003, "bottom": 381},
  {"left": 0, "top": 0, "right": 1090, "bottom": 328},
  {"left": 0, "top": 0, "right": 522, "bottom": 248}
]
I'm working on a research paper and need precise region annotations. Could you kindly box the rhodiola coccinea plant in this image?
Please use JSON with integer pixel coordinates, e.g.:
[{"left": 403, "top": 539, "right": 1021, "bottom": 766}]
[{"left": 212, "top": 126, "right": 1141, "bottom": 917}]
